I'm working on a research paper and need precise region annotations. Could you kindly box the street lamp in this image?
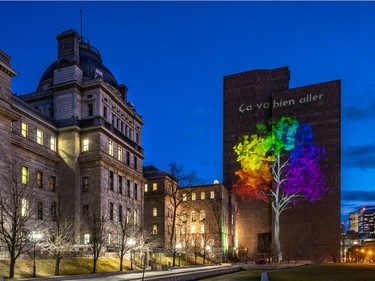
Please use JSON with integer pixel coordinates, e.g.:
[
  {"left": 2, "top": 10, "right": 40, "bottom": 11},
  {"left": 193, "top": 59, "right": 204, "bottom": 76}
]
[
  {"left": 127, "top": 238, "right": 136, "bottom": 270},
  {"left": 29, "top": 231, "right": 43, "bottom": 278},
  {"left": 206, "top": 245, "right": 211, "bottom": 264},
  {"left": 175, "top": 243, "right": 182, "bottom": 267}
]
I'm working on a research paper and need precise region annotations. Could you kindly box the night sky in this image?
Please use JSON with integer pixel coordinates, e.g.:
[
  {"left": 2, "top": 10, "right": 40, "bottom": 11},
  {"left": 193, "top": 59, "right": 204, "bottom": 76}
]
[{"left": 1, "top": 1, "right": 375, "bottom": 226}]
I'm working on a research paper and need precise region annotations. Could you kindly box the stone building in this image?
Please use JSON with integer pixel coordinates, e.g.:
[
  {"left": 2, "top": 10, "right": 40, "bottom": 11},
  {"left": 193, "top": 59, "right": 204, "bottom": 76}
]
[
  {"left": 143, "top": 165, "right": 178, "bottom": 250},
  {"left": 143, "top": 165, "right": 237, "bottom": 263},
  {"left": 0, "top": 29, "right": 145, "bottom": 252},
  {"left": 176, "top": 183, "right": 238, "bottom": 263},
  {"left": 223, "top": 67, "right": 341, "bottom": 262}
]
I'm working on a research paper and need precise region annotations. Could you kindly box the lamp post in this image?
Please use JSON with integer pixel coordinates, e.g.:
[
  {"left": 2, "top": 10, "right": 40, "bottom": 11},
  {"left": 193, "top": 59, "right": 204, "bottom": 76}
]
[
  {"left": 175, "top": 243, "right": 182, "bottom": 267},
  {"left": 29, "top": 231, "right": 43, "bottom": 278},
  {"left": 206, "top": 245, "right": 211, "bottom": 264},
  {"left": 127, "top": 238, "right": 136, "bottom": 270}
]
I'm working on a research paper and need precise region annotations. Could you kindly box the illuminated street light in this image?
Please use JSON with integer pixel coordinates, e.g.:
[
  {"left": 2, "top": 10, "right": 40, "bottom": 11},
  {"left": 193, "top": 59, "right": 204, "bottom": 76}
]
[
  {"left": 176, "top": 243, "right": 182, "bottom": 266},
  {"left": 127, "top": 238, "right": 136, "bottom": 270},
  {"left": 29, "top": 231, "right": 43, "bottom": 278}
]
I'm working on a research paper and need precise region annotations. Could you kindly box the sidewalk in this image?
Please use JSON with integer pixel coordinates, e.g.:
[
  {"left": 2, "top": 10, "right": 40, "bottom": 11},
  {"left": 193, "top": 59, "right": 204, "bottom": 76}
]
[{"left": 16, "top": 264, "right": 241, "bottom": 281}]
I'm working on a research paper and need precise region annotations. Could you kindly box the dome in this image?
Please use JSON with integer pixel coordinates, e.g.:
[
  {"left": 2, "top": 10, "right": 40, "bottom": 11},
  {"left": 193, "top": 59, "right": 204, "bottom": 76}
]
[{"left": 38, "top": 39, "right": 119, "bottom": 91}]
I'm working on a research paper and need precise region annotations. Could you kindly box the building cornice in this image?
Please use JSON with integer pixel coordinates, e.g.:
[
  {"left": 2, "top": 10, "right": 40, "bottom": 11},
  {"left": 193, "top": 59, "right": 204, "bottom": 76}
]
[{"left": 0, "top": 60, "right": 17, "bottom": 77}]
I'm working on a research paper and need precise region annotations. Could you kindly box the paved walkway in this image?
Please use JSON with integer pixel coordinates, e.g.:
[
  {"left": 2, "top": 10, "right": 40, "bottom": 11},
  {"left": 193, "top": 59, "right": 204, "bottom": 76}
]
[{"left": 17, "top": 264, "right": 237, "bottom": 281}]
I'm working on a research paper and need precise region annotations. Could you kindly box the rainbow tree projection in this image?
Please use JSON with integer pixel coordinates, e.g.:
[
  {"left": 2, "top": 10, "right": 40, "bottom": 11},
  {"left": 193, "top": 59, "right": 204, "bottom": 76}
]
[{"left": 233, "top": 116, "right": 329, "bottom": 262}]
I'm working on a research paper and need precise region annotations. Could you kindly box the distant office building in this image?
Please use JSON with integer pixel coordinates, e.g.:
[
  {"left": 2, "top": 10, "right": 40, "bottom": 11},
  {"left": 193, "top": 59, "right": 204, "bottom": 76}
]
[
  {"left": 223, "top": 67, "right": 341, "bottom": 262},
  {"left": 349, "top": 206, "right": 375, "bottom": 237},
  {"left": 0, "top": 30, "right": 145, "bottom": 252}
]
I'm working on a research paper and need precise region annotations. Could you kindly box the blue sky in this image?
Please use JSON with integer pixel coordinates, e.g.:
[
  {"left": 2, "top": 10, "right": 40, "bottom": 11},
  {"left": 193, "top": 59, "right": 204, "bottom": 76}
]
[{"left": 1, "top": 1, "right": 375, "bottom": 224}]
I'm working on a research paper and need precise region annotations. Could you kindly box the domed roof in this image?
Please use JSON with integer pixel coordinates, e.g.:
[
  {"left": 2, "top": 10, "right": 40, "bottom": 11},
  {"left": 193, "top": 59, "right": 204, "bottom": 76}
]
[{"left": 38, "top": 39, "right": 119, "bottom": 91}]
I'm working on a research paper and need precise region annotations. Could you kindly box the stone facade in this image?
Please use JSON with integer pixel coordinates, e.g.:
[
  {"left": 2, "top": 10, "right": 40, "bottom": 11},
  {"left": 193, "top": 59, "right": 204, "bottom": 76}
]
[
  {"left": 144, "top": 164, "right": 238, "bottom": 262},
  {"left": 0, "top": 30, "right": 145, "bottom": 252},
  {"left": 176, "top": 183, "right": 237, "bottom": 262},
  {"left": 223, "top": 67, "right": 341, "bottom": 262}
]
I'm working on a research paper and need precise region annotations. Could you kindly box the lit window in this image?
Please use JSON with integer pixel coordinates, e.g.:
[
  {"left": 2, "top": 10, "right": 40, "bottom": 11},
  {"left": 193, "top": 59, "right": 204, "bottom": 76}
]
[
  {"left": 153, "top": 207, "right": 158, "bottom": 217},
  {"left": 200, "top": 224, "right": 205, "bottom": 234},
  {"left": 36, "top": 171, "right": 43, "bottom": 189},
  {"left": 108, "top": 233, "right": 112, "bottom": 245},
  {"left": 144, "top": 184, "right": 148, "bottom": 192},
  {"left": 126, "top": 208, "right": 131, "bottom": 224},
  {"left": 83, "top": 139, "right": 89, "bottom": 152},
  {"left": 182, "top": 194, "right": 187, "bottom": 201},
  {"left": 84, "top": 234, "right": 90, "bottom": 244},
  {"left": 22, "top": 166, "right": 28, "bottom": 184},
  {"left": 210, "top": 191, "right": 215, "bottom": 199},
  {"left": 200, "top": 211, "right": 206, "bottom": 222},
  {"left": 50, "top": 176, "right": 56, "bottom": 192},
  {"left": 109, "top": 140, "right": 113, "bottom": 156},
  {"left": 118, "top": 146, "right": 122, "bottom": 161},
  {"left": 153, "top": 225, "right": 158, "bottom": 234},
  {"left": 152, "top": 183, "right": 157, "bottom": 191},
  {"left": 36, "top": 129, "right": 43, "bottom": 145},
  {"left": 182, "top": 212, "right": 187, "bottom": 222},
  {"left": 82, "top": 177, "right": 89, "bottom": 192},
  {"left": 191, "top": 224, "right": 196, "bottom": 234},
  {"left": 50, "top": 137, "right": 56, "bottom": 151},
  {"left": 191, "top": 211, "right": 196, "bottom": 222},
  {"left": 21, "top": 122, "right": 28, "bottom": 138},
  {"left": 192, "top": 193, "right": 196, "bottom": 201},
  {"left": 201, "top": 192, "right": 205, "bottom": 200},
  {"left": 134, "top": 210, "right": 138, "bottom": 225},
  {"left": 21, "top": 198, "right": 29, "bottom": 217}
]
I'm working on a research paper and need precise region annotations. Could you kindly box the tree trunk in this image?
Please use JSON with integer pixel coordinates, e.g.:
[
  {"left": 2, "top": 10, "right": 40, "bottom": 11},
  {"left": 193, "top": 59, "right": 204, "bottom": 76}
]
[
  {"left": 9, "top": 256, "right": 16, "bottom": 278},
  {"left": 119, "top": 254, "right": 123, "bottom": 271},
  {"left": 171, "top": 206, "right": 177, "bottom": 267},
  {"left": 93, "top": 258, "right": 97, "bottom": 273},
  {"left": 274, "top": 208, "right": 282, "bottom": 262},
  {"left": 54, "top": 257, "right": 61, "bottom": 275},
  {"left": 172, "top": 249, "right": 176, "bottom": 267}
]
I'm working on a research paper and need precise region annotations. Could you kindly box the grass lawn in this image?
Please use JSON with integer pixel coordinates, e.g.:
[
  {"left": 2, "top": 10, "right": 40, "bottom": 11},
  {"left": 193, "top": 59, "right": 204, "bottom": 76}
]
[
  {"left": 198, "top": 269, "right": 262, "bottom": 281},
  {"left": 268, "top": 263, "right": 375, "bottom": 281},
  {"left": 0, "top": 258, "right": 126, "bottom": 279}
]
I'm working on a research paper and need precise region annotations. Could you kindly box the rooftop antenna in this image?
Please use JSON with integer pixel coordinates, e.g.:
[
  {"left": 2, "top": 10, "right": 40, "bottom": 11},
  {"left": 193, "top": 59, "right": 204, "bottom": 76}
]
[{"left": 80, "top": 9, "right": 83, "bottom": 39}]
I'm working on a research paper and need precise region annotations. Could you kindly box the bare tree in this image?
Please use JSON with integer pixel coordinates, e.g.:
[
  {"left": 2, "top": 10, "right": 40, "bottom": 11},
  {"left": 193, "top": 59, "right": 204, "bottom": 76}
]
[
  {"left": 0, "top": 159, "right": 40, "bottom": 278},
  {"left": 113, "top": 210, "right": 137, "bottom": 271},
  {"left": 40, "top": 186, "right": 76, "bottom": 276},
  {"left": 136, "top": 227, "right": 158, "bottom": 281},
  {"left": 166, "top": 162, "right": 202, "bottom": 266},
  {"left": 83, "top": 202, "right": 108, "bottom": 273}
]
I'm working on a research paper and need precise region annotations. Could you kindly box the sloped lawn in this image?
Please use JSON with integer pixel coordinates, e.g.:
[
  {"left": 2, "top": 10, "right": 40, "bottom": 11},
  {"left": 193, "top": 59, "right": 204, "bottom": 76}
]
[{"left": 268, "top": 263, "right": 375, "bottom": 281}]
